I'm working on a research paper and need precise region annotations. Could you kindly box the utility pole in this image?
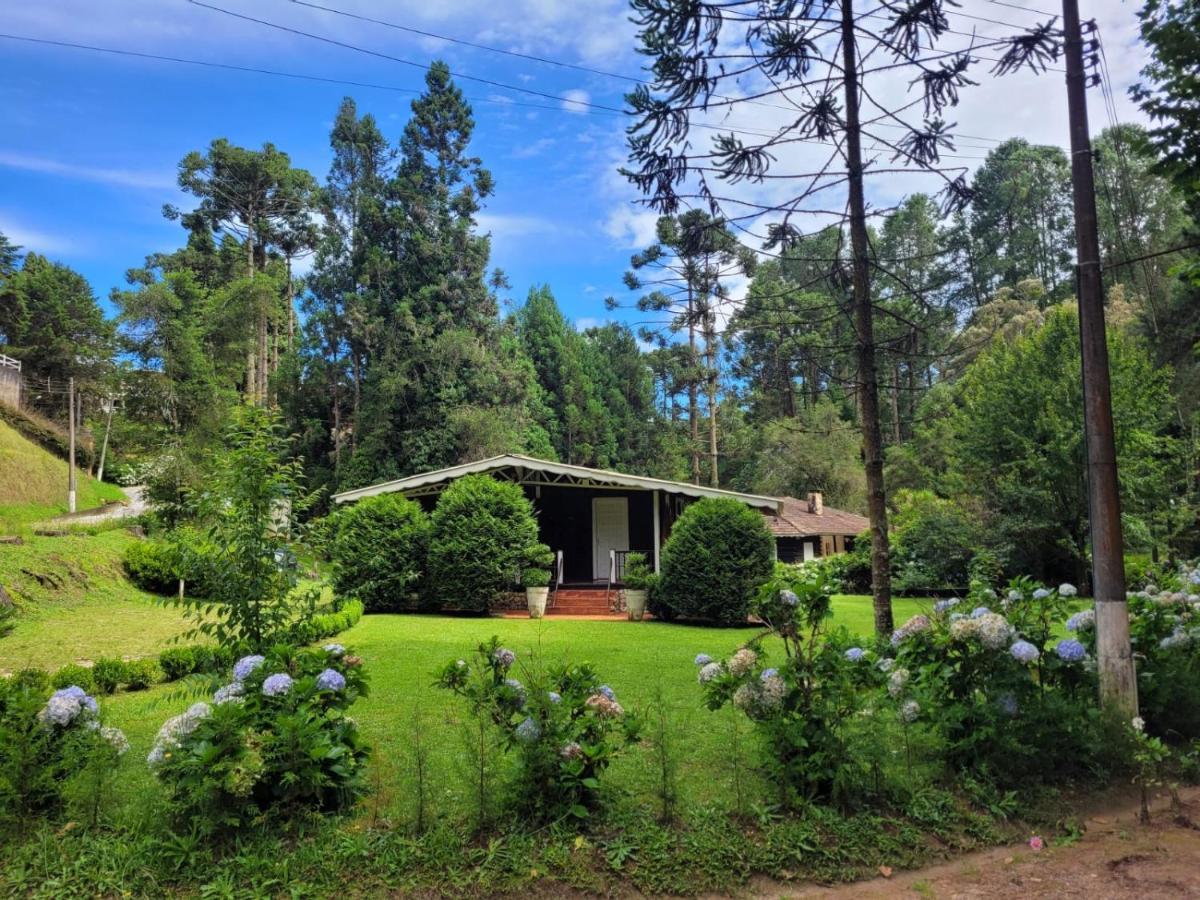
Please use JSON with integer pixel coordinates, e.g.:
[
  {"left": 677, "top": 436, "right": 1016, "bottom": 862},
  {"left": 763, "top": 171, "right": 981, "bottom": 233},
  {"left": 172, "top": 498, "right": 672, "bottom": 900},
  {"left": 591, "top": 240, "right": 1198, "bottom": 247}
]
[
  {"left": 96, "top": 393, "right": 115, "bottom": 483},
  {"left": 1061, "top": 0, "right": 1137, "bottom": 714},
  {"left": 67, "top": 376, "right": 77, "bottom": 513}
]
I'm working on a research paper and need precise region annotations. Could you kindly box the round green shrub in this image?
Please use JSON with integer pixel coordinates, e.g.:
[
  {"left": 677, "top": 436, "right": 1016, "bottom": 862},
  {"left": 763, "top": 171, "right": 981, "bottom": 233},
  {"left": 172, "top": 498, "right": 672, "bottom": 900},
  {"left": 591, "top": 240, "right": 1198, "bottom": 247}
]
[
  {"left": 91, "top": 658, "right": 128, "bottom": 695},
  {"left": 653, "top": 498, "right": 775, "bottom": 625},
  {"left": 123, "top": 539, "right": 180, "bottom": 595},
  {"left": 428, "top": 475, "right": 539, "bottom": 613},
  {"left": 158, "top": 646, "right": 198, "bottom": 681},
  {"left": 329, "top": 494, "right": 431, "bottom": 612},
  {"left": 51, "top": 664, "right": 96, "bottom": 695},
  {"left": 123, "top": 659, "right": 161, "bottom": 691}
]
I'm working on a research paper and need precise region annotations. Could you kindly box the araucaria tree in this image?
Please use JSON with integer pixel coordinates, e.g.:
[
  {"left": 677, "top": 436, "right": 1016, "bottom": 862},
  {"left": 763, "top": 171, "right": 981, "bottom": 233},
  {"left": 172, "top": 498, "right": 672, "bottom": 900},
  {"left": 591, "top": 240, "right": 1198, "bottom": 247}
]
[{"left": 624, "top": 0, "right": 1056, "bottom": 636}]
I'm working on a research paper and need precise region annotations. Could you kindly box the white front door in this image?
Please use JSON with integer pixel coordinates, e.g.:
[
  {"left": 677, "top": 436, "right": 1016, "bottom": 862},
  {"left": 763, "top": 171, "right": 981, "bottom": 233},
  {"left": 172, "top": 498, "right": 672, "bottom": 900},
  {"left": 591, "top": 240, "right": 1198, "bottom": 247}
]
[{"left": 592, "top": 497, "right": 630, "bottom": 580}]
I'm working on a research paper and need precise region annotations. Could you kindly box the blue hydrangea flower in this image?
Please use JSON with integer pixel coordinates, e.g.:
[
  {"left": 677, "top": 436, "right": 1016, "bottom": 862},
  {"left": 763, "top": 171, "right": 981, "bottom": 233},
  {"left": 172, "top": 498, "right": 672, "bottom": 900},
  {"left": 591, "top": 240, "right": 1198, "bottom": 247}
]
[
  {"left": 493, "top": 647, "right": 516, "bottom": 668},
  {"left": 1055, "top": 639, "right": 1086, "bottom": 662},
  {"left": 598, "top": 684, "right": 616, "bottom": 701},
  {"left": 213, "top": 682, "right": 244, "bottom": 705},
  {"left": 504, "top": 678, "right": 526, "bottom": 707},
  {"left": 1058, "top": 583, "right": 1078, "bottom": 598},
  {"left": 1007, "top": 589, "right": 1023, "bottom": 602},
  {"left": 316, "top": 668, "right": 346, "bottom": 692},
  {"left": 233, "top": 655, "right": 266, "bottom": 682},
  {"left": 934, "top": 598, "right": 959, "bottom": 614},
  {"left": 1066, "top": 609, "right": 1095, "bottom": 632},
  {"left": 694, "top": 653, "right": 713, "bottom": 666},
  {"left": 322, "top": 643, "right": 346, "bottom": 657},
  {"left": 760, "top": 668, "right": 779, "bottom": 682},
  {"left": 845, "top": 647, "right": 866, "bottom": 662},
  {"left": 971, "top": 606, "right": 991, "bottom": 619},
  {"left": 514, "top": 716, "right": 541, "bottom": 743},
  {"left": 547, "top": 691, "right": 562, "bottom": 704},
  {"left": 262, "top": 673, "right": 294, "bottom": 697},
  {"left": 778, "top": 589, "right": 799, "bottom": 607},
  {"left": 698, "top": 662, "right": 723, "bottom": 684},
  {"left": 39, "top": 686, "right": 97, "bottom": 728},
  {"left": 1010, "top": 640, "right": 1039, "bottom": 664},
  {"left": 1032, "top": 588, "right": 1051, "bottom": 600}
]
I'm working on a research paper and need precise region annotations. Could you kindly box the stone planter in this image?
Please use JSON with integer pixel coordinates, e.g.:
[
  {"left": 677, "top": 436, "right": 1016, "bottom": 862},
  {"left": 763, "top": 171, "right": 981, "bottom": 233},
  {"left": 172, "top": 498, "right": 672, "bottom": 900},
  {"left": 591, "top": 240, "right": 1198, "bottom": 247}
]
[
  {"left": 526, "top": 586, "right": 549, "bottom": 619},
  {"left": 625, "top": 588, "right": 647, "bottom": 621}
]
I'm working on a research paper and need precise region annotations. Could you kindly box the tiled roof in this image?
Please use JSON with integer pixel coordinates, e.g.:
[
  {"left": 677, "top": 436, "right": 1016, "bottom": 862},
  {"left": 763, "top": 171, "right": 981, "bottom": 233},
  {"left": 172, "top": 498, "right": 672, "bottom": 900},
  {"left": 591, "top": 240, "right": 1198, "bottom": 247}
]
[{"left": 765, "top": 496, "right": 870, "bottom": 538}]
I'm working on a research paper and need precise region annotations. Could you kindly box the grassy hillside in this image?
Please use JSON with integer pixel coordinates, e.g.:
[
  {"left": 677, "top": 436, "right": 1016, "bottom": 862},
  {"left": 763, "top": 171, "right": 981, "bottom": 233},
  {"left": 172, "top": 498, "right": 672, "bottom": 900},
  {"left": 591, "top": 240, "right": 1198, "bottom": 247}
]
[
  {"left": 0, "top": 419, "right": 124, "bottom": 531},
  {"left": 0, "top": 527, "right": 193, "bottom": 672}
]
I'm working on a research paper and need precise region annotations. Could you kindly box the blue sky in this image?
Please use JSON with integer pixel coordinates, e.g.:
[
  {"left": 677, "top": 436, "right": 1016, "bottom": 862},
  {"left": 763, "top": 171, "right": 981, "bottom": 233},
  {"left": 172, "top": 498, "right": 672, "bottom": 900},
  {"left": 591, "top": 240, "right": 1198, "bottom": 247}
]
[{"left": 0, "top": 0, "right": 1152, "bottom": 329}]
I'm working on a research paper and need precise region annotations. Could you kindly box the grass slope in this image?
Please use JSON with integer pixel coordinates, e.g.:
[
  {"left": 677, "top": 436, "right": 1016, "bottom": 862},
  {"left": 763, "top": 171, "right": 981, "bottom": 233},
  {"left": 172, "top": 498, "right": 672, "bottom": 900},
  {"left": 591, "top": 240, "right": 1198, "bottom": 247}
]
[
  {"left": 0, "top": 528, "right": 193, "bottom": 673},
  {"left": 0, "top": 420, "right": 124, "bottom": 531},
  {"left": 102, "top": 597, "right": 928, "bottom": 818}
]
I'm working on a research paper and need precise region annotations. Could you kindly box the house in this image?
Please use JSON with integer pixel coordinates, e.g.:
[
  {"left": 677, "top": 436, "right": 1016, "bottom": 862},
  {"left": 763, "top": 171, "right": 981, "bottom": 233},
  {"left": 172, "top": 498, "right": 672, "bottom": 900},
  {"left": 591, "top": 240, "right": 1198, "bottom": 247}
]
[
  {"left": 333, "top": 454, "right": 781, "bottom": 584},
  {"left": 765, "top": 493, "right": 869, "bottom": 563},
  {"left": 333, "top": 454, "right": 866, "bottom": 583}
]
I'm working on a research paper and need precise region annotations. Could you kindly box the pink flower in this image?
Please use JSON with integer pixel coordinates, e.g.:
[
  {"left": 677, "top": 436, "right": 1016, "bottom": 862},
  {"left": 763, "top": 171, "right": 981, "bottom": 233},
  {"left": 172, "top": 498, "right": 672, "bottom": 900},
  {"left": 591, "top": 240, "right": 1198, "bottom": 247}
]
[{"left": 1029, "top": 835, "right": 1044, "bottom": 851}]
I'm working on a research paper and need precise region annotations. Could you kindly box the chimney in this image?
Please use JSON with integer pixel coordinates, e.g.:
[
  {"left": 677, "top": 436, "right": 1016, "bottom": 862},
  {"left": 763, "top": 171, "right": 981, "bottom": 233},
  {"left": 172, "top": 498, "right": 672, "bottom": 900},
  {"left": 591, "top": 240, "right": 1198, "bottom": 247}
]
[{"left": 807, "top": 491, "right": 823, "bottom": 515}]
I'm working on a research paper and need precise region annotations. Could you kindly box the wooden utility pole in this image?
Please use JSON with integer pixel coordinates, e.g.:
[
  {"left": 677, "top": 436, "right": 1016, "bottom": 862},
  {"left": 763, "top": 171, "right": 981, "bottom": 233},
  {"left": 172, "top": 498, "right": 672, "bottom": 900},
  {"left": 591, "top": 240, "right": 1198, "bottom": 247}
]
[
  {"left": 840, "top": 0, "right": 893, "bottom": 637},
  {"left": 67, "top": 377, "right": 77, "bottom": 513},
  {"left": 1061, "top": 0, "right": 1137, "bottom": 714}
]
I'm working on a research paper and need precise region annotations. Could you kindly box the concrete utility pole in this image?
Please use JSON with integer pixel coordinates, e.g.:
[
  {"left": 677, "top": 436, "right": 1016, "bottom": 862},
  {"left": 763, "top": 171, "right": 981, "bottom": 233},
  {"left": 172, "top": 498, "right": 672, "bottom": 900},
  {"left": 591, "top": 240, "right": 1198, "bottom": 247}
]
[
  {"left": 1061, "top": 0, "right": 1137, "bottom": 714},
  {"left": 67, "top": 376, "right": 77, "bottom": 513},
  {"left": 96, "top": 394, "right": 115, "bottom": 483}
]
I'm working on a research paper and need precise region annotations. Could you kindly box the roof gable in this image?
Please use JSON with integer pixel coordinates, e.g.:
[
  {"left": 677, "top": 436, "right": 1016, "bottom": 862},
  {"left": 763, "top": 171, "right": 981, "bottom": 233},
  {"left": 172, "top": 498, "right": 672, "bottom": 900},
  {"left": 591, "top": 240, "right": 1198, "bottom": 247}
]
[
  {"left": 765, "top": 496, "right": 870, "bottom": 537},
  {"left": 332, "top": 454, "right": 783, "bottom": 511}
]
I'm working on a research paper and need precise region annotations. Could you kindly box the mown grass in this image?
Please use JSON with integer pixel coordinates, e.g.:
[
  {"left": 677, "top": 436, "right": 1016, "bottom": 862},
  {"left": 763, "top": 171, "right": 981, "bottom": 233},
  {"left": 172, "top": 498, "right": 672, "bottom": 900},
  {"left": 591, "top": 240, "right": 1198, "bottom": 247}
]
[
  {"left": 98, "top": 597, "right": 929, "bottom": 820},
  {"left": 0, "top": 528, "right": 193, "bottom": 672}
]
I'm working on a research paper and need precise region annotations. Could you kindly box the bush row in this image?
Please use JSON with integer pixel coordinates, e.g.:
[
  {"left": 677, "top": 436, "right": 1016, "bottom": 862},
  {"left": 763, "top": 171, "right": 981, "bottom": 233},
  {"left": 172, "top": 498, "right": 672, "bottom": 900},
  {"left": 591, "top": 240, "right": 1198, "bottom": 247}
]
[
  {"left": 27, "top": 600, "right": 364, "bottom": 697},
  {"left": 329, "top": 475, "right": 542, "bottom": 613},
  {"left": 122, "top": 534, "right": 213, "bottom": 597}
]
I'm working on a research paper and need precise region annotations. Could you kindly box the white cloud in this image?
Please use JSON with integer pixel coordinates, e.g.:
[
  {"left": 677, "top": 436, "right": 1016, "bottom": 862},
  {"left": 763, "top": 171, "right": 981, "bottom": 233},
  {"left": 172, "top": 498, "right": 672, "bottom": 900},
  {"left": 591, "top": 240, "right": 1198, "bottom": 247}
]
[
  {"left": 476, "top": 212, "right": 558, "bottom": 237},
  {"left": 0, "top": 150, "right": 174, "bottom": 190},
  {"left": 560, "top": 89, "right": 590, "bottom": 114},
  {"left": 509, "top": 137, "right": 556, "bottom": 158},
  {"left": 0, "top": 214, "right": 77, "bottom": 255},
  {"left": 603, "top": 205, "right": 658, "bottom": 250}
]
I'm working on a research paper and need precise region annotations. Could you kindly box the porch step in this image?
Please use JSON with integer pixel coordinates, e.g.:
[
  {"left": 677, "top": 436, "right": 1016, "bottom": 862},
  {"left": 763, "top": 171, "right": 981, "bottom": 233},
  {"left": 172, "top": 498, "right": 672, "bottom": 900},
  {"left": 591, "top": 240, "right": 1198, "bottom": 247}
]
[{"left": 548, "top": 590, "right": 618, "bottom": 615}]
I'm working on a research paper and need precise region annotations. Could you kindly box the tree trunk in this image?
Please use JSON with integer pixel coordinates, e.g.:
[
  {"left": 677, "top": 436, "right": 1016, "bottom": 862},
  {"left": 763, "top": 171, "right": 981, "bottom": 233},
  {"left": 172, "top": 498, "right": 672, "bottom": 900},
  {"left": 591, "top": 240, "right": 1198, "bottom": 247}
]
[
  {"left": 245, "top": 227, "right": 258, "bottom": 404},
  {"left": 841, "top": 0, "right": 893, "bottom": 637},
  {"left": 705, "top": 307, "right": 719, "bottom": 487},
  {"left": 687, "top": 287, "right": 700, "bottom": 485}
]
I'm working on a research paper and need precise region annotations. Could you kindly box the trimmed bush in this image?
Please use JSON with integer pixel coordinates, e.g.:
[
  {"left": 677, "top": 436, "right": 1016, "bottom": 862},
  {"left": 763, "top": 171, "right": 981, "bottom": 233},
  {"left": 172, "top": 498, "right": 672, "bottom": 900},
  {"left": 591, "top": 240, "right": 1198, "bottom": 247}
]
[
  {"left": 289, "top": 599, "right": 365, "bottom": 645},
  {"left": 654, "top": 498, "right": 775, "bottom": 625},
  {"left": 124, "top": 659, "right": 161, "bottom": 691},
  {"left": 329, "top": 494, "right": 431, "bottom": 611},
  {"left": 91, "top": 658, "right": 127, "bottom": 695},
  {"left": 51, "top": 664, "right": 96, "bottom": 695},
  {"left": 158, "top": 647, "right": 200, "bottom": 681},
  {"left": 428, "top": 475, "right": 540, "bottom": 613},
  {"left": 123, "top": 539, "right": 180, "bottom": 595}
]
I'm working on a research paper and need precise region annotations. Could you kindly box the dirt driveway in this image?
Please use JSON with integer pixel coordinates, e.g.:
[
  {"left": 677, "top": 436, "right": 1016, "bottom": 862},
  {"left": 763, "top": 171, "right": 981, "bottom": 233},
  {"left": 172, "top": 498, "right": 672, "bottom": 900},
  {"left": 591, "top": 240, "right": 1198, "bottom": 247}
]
[{"left": 745, "top": 787, "right": 1200, "bottom": 899}]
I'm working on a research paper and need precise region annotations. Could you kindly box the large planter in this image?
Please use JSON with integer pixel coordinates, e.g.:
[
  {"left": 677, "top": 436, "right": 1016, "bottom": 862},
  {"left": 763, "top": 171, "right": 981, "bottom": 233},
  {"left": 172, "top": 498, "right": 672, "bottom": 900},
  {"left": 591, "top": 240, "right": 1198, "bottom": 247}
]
[
  {"left": 625, "top": 589, "right": 647, "bottom": 621},
  {"left": 526, "top": 586, "right": 549, "bottom": 619}
]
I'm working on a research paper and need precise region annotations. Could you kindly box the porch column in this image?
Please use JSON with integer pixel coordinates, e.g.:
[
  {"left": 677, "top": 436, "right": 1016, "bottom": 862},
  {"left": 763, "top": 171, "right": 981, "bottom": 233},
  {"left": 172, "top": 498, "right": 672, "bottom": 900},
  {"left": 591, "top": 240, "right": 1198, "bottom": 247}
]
[{"left": 652, "top": 489, "right": 661, "bottom": 573}]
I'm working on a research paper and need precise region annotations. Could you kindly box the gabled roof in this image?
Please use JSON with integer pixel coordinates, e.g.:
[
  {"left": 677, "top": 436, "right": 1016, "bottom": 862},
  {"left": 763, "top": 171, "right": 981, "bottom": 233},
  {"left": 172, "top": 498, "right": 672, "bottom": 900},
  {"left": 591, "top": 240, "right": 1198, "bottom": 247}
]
[
  {"left": 332, "top": 454, "right": 784, "bottom": 512},
  {"left": 766, "top": 496, "right": 870, "bottom": 538}
]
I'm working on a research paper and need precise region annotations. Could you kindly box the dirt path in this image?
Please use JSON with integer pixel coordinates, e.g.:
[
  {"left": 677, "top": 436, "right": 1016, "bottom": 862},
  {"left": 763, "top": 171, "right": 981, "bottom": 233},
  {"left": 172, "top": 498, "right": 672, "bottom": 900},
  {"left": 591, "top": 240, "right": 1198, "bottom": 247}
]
[{"left": 743, "top": 787, "right": 1200, "bottom": 899}]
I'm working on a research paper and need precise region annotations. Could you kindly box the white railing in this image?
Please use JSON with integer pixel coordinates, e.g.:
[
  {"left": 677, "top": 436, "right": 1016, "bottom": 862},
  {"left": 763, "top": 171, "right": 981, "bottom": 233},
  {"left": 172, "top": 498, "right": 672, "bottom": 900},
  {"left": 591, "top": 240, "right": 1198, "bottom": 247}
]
[{"left": 0, "top": 353, "right": 20, "bottom": 371}]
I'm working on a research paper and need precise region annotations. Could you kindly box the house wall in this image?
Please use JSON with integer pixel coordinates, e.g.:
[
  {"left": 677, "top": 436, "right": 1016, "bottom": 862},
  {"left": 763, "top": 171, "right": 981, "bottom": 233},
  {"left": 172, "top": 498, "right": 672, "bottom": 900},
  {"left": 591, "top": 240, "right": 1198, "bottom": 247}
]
[{"left": 777, "top": 534, "right": 855, "bottom": 563}]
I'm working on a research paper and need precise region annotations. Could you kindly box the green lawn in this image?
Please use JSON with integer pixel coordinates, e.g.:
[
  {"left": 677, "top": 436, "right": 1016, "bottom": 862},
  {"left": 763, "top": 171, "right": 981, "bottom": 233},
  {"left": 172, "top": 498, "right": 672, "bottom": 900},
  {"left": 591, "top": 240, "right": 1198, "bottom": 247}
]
[
  {"left": 0, "top": 529, "right": 194, "bottom": 673},
  {"left": 98, "top": 596, "right": 930, "bottom": 821}
]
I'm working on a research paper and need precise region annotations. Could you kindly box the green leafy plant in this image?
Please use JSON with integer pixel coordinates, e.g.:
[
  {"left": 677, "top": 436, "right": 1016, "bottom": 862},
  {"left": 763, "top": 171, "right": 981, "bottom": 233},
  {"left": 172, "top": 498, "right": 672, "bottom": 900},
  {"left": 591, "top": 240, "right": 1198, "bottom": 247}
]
[
  {"left": 50, "top": 665, "right": 95, "bottom": 695},
  {"left": 170, "top": 407, "right": 320, "bottom": 651},
  {"left": 149, "top": 643, "right": 370, "bottom": 833},
  {"left": 438, "top": 637, "right": 640, "bottom": 823},
  {"left": 90, "top": 658, "right": 128, "bottom": 695},
  {"left": 653, "top": 498, "right": 774, "bottom": 624},
  {"left": 328, "top": 494, "right": 431, "bottom": 611},
  {"left": 123, "top": 659, "right": 161, "bottom": 691},
  {"left": 427, "top": 475, "right": 539, "bottom": 612},
  {"left": 622, "top": 552, "right": 656, "bottom": 591}
]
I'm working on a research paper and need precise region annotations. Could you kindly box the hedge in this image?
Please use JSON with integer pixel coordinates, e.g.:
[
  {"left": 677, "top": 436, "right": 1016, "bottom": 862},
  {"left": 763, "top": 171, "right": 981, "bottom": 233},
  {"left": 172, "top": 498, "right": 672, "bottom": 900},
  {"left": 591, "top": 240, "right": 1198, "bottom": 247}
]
[
  {"left": 428, "top": 475, "right": 539, "bottom": 613},
  {"left": 329, "top": 495, "right": 431, "bottom": 611},
  {"left": 653, "top": 498, "right": 775, "bottom": 625}
]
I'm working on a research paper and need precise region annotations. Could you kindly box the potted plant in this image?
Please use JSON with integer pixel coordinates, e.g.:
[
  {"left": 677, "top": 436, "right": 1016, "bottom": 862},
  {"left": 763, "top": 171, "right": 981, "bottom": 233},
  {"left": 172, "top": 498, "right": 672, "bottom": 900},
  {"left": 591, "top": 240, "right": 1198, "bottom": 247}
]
[
  {"left": 622, "top": 552, "right": 655, "bottom": 621},
  {"left": 523, "top": 543, "right": 555, "bottom": 619}
]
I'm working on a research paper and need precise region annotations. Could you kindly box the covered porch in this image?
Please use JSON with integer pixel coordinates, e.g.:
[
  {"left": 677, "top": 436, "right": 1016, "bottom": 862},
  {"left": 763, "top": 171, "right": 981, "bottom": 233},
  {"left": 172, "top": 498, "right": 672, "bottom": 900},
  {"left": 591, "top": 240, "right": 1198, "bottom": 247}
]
[{"left": 332, "top": 454, "right": 782, "bottom": 589}]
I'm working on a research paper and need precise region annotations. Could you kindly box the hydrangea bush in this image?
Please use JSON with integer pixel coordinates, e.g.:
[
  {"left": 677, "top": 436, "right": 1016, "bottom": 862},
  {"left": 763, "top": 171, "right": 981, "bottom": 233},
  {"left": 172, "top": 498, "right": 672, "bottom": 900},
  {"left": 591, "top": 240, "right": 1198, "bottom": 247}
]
[
  {"left": 693, "top": 563, "right": 874, "bottom": 806},
  {"left": 149, "top": 644, "right": 370, "bottom": 832},
  {"left": 0, "top": 679, "right": 127, "bottom": 820},
  {"left": 438, "top": 636, "right": 640, "bottom": 822}
]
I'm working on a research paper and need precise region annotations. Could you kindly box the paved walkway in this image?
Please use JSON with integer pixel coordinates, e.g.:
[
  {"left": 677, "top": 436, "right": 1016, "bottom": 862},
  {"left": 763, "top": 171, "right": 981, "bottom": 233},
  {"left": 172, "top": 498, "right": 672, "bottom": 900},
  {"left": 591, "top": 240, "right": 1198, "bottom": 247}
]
[{"left": 44, "top": 485, "right": 148, "bottom": 527}]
